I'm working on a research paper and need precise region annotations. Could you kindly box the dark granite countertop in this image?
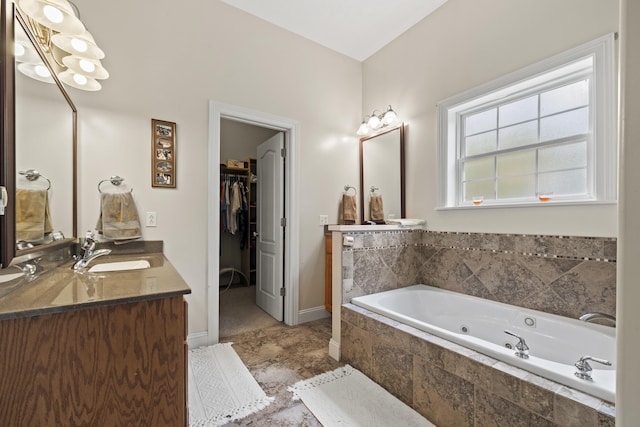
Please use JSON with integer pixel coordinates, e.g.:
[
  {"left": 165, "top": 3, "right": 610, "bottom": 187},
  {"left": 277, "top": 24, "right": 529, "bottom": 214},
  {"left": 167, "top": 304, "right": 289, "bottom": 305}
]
[{"left": 0, "top": 245, "right": 191, "bottom": 320}]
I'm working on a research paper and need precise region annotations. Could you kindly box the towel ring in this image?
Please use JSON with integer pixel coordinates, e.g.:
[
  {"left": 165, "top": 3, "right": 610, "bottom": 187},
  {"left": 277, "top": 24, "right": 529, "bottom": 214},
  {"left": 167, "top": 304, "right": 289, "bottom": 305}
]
[
  {"left": 344, "top": 185, "right": 357, "bottom": 196},
  {"left": 19, "top": 169, "right": 51, "bottom": 190},
  {"left": 98, "top": 176, "right": 133, "bottom": 193},
  {"left": 370, "top": 186, "right": 380, "bottom": 194}
]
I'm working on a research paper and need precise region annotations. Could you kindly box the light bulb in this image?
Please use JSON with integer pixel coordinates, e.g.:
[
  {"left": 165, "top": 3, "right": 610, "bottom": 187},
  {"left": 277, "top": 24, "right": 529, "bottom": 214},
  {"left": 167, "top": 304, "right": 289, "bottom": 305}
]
[
  {"left": 43, "top": 5, "right": 64, "bottom": 24},
  {"left": 382, "top": 107, "right": 397, "bottom": 124},
  {"left": 73, "top": 73, "right": 87, "bottom": 85},
  {"left": 14, "top": 43, "right": 25, "bottom": 58},
  {"left": 71, "top": 38, "right": 88, "bottom": 53},
  {"left": 367, "top": 114, "right": 381, "bottom": 129},
  {"left": 357, "top": 122, "right": 370, "bottom": 136},
  {"left": 79, "top": 59, "right": 96, "bottom": 73},
  {"left": 34, "top": 65, "right": 51, "bottom": 78}
]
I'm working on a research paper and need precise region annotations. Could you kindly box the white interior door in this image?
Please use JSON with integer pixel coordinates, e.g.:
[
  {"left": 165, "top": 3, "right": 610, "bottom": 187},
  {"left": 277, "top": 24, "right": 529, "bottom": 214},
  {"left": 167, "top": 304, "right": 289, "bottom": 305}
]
[{"left": 256, "top": 133, "right": 284, "bottom": 321}]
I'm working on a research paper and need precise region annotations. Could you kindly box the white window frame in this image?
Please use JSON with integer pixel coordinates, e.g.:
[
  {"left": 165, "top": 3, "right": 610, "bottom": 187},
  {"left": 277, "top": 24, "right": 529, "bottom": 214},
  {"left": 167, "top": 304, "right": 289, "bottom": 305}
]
[{"left": 437, "top": 34, "right": 617, "bottom": 209}]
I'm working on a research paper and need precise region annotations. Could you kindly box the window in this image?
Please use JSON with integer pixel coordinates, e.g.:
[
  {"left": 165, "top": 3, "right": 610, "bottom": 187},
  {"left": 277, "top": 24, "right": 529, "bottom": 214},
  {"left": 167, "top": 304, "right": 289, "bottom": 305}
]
[{"left": 437, "top": 34, "right": 616, "bottom": 208}]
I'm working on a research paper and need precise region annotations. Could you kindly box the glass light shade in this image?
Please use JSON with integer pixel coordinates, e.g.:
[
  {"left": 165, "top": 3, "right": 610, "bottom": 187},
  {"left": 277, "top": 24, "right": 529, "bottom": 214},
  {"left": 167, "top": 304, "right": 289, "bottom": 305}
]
[
  {"left": 367, "top": 114, "right": 381, "bottom": 129},
  {"left": 357, "top": 122, "right": 370, "bottom": 136},
  {"left": 14, "top": 43, "right": 25, "bottom": 57},
  {"left": 62, "top": 55, "right": 109, "bottom": 79},
  {"left": 382, "top": 106, "right": 397, "bottom": 124},
  {"left": 17, "top": 62, "right": 55, "bottom": 83},
  {"left": 58, "top": 69, "right": 102, "bottom": 91},
  {"left": 14, "top": 40, "right": 42, "bottom": 64},
  {"left": 51, "top": 30, "right": 105, "bottom": 60},
  {"left": 17, "top": 0, "right": 85, "bottom": 34}
]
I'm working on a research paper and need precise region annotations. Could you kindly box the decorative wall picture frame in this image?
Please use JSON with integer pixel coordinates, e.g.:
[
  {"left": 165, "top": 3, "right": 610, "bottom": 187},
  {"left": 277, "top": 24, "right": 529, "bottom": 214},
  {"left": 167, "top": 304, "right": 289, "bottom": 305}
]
[{"left": 151, "top": 119, "right": 176, "bottom": 188}]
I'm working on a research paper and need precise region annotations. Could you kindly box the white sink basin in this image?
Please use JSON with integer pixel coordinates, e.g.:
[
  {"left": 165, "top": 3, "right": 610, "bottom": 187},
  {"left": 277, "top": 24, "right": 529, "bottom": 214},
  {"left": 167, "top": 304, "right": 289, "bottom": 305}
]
[
  {"left": 88, "top": 260, "right": 151, "bottom": 273},
  {"left": 0, "top": 272, "right": 25, "bottom": 283}
]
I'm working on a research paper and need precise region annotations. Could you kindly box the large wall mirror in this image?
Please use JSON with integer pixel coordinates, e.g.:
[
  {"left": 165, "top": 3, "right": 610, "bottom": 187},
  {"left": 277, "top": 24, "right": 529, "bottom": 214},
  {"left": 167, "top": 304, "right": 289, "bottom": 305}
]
[
  {"left": 0, "top": 1, "right": 77, "bottom": 268},
  {"left": 359, "top": 124, "right": 405, "bottom": 223}
]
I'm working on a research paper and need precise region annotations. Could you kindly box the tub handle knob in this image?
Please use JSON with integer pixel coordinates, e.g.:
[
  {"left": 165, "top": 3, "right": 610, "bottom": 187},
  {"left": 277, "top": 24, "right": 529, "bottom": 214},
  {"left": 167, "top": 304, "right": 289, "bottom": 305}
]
[
  {"left": 504, "top": 330, "right": 529, "bottom": 359},
  {"left": 574, "top": 356, "right": 612, "bottom": 381}
]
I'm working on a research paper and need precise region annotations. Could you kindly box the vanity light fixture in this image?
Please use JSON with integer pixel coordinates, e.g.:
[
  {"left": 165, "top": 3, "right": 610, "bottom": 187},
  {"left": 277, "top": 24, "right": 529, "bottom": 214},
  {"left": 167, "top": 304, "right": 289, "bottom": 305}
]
[
  {"left": 14, "top": 0, "right": 109, "bottom": 91},
  {"left": 357, "top": 105, "right": 398, "bottom": 136}
]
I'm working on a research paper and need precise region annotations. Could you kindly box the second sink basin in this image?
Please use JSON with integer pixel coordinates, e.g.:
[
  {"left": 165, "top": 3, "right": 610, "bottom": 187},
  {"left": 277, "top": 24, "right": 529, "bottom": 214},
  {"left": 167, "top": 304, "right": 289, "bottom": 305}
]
[{"left": 88, "top": 260, "right": 151, "bottom": 273}]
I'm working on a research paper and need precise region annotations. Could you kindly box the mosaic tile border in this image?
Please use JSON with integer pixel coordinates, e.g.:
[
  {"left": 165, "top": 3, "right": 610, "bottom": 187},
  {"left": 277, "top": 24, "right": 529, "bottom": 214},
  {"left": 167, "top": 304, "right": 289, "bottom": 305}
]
[{"left": 343, "top": 230, "right": 617, "bottom": 262}]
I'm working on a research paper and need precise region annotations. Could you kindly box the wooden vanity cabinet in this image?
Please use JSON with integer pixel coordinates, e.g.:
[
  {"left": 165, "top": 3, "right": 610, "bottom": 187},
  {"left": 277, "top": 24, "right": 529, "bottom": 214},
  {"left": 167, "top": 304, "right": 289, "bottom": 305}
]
[{"left": 0, "top": 296, "right": 188, "bottom": 426}]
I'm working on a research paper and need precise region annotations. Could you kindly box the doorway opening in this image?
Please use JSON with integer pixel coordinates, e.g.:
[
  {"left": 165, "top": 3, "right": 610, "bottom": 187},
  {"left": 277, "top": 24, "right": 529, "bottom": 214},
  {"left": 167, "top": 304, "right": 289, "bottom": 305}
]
[
  {"left": 207, "top": 101, "right": 300, "bottom": 345},
  {"left": 219, "top": 122, "right": 281, "bottom": 337}
]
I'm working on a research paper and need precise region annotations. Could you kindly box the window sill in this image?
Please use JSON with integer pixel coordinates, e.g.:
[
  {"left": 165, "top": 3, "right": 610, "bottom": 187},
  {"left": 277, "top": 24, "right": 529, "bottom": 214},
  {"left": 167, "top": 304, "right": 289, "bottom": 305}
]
[{"left": 435, "top": 200, "right": 617, "bottom": 211}]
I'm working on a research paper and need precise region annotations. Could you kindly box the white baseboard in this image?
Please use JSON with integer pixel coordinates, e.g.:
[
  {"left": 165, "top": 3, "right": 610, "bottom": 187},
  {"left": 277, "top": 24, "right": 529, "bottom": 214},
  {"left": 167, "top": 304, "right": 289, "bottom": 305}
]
[
  {"left": 187, "top": 331, "right": 211, "bottom": 349},
  {"left": 298, "top": 305, "right": 330, "bottom": 324},
  {"left": 329, "top": 338, "right": 340, "bottom": 361}
]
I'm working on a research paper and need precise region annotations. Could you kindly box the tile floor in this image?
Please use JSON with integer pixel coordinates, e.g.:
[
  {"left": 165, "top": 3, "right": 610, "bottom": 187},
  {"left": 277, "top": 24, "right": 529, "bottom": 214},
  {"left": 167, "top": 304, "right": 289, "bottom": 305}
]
[{"left": 220, "top": 317, "right": 343, "bottom": 426}]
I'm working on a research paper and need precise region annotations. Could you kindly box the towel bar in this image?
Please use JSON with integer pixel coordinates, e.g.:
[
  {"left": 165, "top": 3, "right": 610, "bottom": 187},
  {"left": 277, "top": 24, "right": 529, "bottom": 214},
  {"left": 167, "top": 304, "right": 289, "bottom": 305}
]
[
  {"left": 344, "top": 185, "right": 357, "bottom": 195},
  {"left": 19, "top": 169, "right": 51, "bottom": 190},
  {"left": 98, "top": 176, "right": 133, "bottom": 193}
]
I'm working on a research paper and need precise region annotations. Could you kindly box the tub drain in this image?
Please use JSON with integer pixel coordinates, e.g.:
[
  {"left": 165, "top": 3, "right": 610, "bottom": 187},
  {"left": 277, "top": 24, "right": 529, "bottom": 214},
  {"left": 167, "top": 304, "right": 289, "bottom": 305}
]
[{"left": 460, "top": 325, "right": 469, "bottom": 334}]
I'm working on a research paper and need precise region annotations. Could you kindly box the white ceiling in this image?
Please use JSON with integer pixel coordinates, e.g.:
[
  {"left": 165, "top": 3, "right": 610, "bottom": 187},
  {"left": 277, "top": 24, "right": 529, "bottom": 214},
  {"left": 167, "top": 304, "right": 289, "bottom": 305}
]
[{"left": 220, "top": 0, "right": 449, "bottom": 62}]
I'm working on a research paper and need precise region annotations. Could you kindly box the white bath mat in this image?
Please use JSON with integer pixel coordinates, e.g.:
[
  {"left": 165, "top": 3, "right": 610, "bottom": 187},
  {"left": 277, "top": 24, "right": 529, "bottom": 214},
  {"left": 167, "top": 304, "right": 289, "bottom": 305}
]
[
  {"left": 288, "top": 365, "right": 435, "bottom": 427},
  {"left": 188, "top": 342, "right": 273, "bottom": 426}
]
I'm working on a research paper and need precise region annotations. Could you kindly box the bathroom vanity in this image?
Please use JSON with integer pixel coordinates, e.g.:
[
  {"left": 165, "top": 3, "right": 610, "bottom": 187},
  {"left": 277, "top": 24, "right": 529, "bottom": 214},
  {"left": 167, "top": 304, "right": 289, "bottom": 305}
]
[{"left": 0, "top": 246, "right": 190, "bottom": 426}]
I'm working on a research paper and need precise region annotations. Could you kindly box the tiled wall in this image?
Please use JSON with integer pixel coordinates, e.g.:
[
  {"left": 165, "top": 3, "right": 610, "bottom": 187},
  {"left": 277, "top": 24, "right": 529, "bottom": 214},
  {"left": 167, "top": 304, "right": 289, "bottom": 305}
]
[
  {"left": 341, "top": 304, "right": 616, "bottom": 426},
  {"left": 342, "top": 230, "right": 617, "bottom": 321}
]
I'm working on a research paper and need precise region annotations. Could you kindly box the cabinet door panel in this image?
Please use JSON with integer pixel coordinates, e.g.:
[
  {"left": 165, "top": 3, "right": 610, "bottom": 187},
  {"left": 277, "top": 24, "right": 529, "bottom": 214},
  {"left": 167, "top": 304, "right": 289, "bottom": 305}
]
[{"left": 0, "top": 297, "right": 187, "bottom": 426}]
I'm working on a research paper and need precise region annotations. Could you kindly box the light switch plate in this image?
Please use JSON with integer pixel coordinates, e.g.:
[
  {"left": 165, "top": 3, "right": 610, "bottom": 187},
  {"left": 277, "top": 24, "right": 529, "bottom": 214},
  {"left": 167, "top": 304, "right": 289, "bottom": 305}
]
[{"left": 319, "top": 214, "right": 328, "bottom": 226}]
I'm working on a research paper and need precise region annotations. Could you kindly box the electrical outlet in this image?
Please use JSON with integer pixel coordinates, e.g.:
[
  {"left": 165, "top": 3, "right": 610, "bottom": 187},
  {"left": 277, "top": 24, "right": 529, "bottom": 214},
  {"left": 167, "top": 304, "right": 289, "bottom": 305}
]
[
  {"left": 319, "top": 214, "right": 328, "bottom": 226},
  {"left": 146, "top": 212, "right": 157, "bottom": 227}
]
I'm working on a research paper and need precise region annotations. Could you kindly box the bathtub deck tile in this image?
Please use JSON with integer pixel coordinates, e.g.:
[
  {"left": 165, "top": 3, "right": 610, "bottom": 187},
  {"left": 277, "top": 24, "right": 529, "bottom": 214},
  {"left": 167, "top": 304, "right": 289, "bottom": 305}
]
[
  {"left": 341, "top": 305, "right": 616, "bottom": 427},
  {"left": 365, "top": 316, "right": 412, "bottom": 353},
  {"left": 475, "top": 387, "right": 540, "bottom": 427},
  {"left": 413, "top": 357, "right": 475, "bottom": 427},
  {"left": 520, "top": 377, "right": 558, "bottom": 419},
  {"left": 597, "top": 412, "right": 615, "bottom": 427},
  {"left": 340, "top": 305, "right": 366, "bottom": 328},
  {"left": 439, "top": 348, "right": 495, "bottom": 389},
  {"left": 492, "top": 361, "right": 530, "bottom": 381},
  {"left": 372, "top": 339, "right": 415, "bottom": 405},
  {"left": 596, "top": 400, "right": 616, "bottom": 418},
  {"left": 408, "top": 336, "right": 447, "bottom": 369},
  {"left": 554, "top": 387, "right": 601, "bottom": 426},
  {"left": 340, "top": 321, "right": 373, "bottom": 377}
]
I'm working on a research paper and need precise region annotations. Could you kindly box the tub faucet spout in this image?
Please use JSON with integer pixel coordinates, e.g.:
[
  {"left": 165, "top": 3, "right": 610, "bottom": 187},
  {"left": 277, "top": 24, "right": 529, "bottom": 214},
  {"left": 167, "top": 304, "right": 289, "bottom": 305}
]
[
  {"left": 579, "top": 312, "right": 616, "bottom": 327},
  {"left": 504, "top": 330, "right": 529, "bottom": 359}
]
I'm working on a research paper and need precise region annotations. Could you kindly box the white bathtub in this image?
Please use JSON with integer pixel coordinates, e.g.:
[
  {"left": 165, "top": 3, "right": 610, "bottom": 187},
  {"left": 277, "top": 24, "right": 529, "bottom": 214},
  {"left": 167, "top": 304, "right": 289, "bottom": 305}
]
[{"left": 351, "top": 284, "right": 616, "bottom": 402}]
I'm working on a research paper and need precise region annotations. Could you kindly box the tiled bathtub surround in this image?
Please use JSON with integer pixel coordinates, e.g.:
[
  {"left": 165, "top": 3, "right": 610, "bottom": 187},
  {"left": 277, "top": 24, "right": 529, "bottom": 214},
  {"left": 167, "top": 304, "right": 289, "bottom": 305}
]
[
  {"left": 341, "top": 304, "right": 615, "bottom": 426},
  {"left": 342, "top": 230, "right": 616, "bottom": 321}
]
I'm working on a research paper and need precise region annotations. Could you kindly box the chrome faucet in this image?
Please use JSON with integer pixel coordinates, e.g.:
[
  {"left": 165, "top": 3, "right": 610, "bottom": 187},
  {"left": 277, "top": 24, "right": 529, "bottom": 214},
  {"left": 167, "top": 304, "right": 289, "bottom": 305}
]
[
  {"left": 574, "top": 356, "right": 612, "bottom": 380},
  {"left": 504, "top": 330, "right": 530, "bottom": 359},
  {"left": 72, "top": 231, "right": 112, "bottom": 271},
  {"left": 579, "top": 312, "right": 616, "bottom": 327}
]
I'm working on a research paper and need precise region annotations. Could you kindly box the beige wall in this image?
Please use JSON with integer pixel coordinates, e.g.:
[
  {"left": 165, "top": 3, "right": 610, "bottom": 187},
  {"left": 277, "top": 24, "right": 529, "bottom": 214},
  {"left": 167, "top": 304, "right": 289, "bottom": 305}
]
[
  {"left": 70, "top": 0, "right": 362, "bottom": 334},
  {"left": 363, "top": 0, "right": 619, "bottom": 237}
]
